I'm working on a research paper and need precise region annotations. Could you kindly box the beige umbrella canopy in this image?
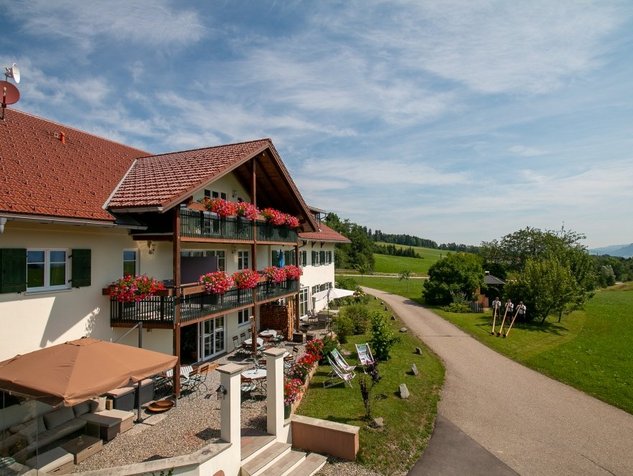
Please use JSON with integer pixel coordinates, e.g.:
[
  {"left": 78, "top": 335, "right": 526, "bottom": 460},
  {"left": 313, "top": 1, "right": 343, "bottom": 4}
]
[{"left": 0, "top": 337, "right": 177, "bottom": 406}]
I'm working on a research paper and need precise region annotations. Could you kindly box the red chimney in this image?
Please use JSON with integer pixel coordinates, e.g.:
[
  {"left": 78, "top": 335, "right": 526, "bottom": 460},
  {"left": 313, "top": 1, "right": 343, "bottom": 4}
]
[{"left": 59, "top": 131, "right": 66, "bottom": 144}]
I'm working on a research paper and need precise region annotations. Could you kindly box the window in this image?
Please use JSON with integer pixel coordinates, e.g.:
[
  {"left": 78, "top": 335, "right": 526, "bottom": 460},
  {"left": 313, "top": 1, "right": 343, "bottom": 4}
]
[
  {"left": 237, "top": 309, "right": 250, "bottom": 326},
  {"left": 327, "top": 251, "right": 333, "bottom": 264},
  {"left": 319, "top": 250, "right": 326, "bottom": 264},
  {"left": 299, "top": 287, "right": 308, "bottom": 316},
  {"left": 237, "top": 251, "right": 249, "bottom": 270},
  {"left": 123, "top": 250, "right": 137, "bottom": 276},
  {"left": 299, "top": 250, "right": 307, "bottom": 267},
  {"left": 311, "top": 250, "right": 319, "bottom": 266},
  {"left": 27, "top": 249, "right": 69, "bottom": 291}
]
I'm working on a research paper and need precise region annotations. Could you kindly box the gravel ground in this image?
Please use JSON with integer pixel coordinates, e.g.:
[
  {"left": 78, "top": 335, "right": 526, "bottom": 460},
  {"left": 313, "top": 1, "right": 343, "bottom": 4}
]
[{"left": 73, "top": 335, "right": 377, "bottom": 475}]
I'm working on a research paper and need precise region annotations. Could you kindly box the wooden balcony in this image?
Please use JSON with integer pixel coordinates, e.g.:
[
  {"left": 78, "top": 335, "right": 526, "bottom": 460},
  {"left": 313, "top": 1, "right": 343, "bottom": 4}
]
[
  {"left": 109, "top": 280, "right": 300, "bottom": 328},
  {"left": 179, "top": 209, "right": 297, "bottom": 243}
]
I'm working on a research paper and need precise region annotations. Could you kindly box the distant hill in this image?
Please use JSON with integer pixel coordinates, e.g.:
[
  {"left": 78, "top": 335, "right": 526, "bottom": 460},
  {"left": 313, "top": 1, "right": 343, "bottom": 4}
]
[{"left": 590, "top": 243, "right": 633, "bottom": 258}]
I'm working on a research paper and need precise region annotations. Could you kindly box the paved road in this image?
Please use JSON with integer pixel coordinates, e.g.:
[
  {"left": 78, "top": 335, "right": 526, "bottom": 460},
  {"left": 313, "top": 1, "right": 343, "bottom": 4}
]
[{"left": 365, "top": 288, "right": 633, "bottom": 476}]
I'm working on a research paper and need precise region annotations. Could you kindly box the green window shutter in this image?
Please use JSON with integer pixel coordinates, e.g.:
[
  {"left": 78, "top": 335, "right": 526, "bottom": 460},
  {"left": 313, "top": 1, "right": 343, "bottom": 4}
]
[
  {"left": 71, "top": 249, "right": 91, "bottom": 287},
  {"left": 0, "top": 248, "right": 27, "bottom": 293}
]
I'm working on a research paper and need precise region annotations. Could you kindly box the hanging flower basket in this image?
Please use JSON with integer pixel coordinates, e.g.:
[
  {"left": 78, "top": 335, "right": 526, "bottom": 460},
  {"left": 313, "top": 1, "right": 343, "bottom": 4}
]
[
  {"left": 283, "top": 265, "right": 302, "bottom": 281},
  {"left": 109, "top": 274, "right": 166, "bottom": 302},
  {"left": 232, "top": 269, "right": 260, "bottom": 289},
  {"left": 199, "top": 271, "right": 234, "bottom": 295}
]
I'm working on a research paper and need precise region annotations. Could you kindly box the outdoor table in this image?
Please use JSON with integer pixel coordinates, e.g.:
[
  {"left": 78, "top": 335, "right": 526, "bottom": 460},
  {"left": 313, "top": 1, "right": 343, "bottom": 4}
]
[
  {"left": 243, "top": 337, "right": 264, "bottom": 347},
  {"left": 241, "top": 368, "right": 267, "bottom": 393},
  {"left": 259, "top": 329, "right": 277, "bottom": 338}
]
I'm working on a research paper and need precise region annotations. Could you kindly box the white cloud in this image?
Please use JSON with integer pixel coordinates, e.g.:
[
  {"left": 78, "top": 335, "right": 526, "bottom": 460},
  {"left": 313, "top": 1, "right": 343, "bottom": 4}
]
[
  {"left": 508, "top": 145, "right": 548, "bottom": 157},
  {"left": 3, "top": 0, "right": 205, "bottom": 51}
]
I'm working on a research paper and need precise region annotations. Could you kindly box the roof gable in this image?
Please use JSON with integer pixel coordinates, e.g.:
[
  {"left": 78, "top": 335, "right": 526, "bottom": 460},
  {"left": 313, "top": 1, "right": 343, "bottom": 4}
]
[{"left": 0, "top": 109, "right": 147, "bottom": 222}]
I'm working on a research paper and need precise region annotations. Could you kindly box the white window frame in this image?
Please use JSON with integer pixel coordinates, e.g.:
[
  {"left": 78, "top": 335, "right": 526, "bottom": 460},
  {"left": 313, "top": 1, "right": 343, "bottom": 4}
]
[
  {"left": 123, "top": 249, "right": 138, "bottom": 276},
  {"left": 26, "top": 248, "right": 70, "bottom": 292},
  {"left": 237, "top": 250, "right": 249, "bottom": 270},
  {"left": 237, "top": 309, "right": 250, "bottom": 326},
  {"left": 299, "top": 287, "right": 308, "bottom": 316}
]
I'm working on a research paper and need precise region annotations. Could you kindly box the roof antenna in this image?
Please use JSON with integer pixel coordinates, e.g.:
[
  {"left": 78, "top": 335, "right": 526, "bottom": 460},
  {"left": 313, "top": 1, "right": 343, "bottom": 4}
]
[{"left": 1, "top": 63, "right": 21, "bottom": 120}]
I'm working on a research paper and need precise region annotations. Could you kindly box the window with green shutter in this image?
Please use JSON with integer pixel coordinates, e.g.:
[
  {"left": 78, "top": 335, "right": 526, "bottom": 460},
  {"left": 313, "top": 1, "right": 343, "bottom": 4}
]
[
  {"left": 71, "top": 249, "right": 91, "bottom": 287},
  {"left": 0, "top": 248, "right": 27, "bottom": 293}
]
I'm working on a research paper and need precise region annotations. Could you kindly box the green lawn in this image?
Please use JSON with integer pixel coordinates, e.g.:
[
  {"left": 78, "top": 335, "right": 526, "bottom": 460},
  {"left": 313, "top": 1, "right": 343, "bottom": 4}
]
[
  {"left": 340, "top": 245, "right": 445, "bottom": 276},
  {"left": 339, "top": 274, "right": 425, "bottom": 302},
  {"left": 297, "top": 299, "right": 444, "bottom": 474},
  {"left": 430, "top": 283, "right": 633, "bottom": 414}
]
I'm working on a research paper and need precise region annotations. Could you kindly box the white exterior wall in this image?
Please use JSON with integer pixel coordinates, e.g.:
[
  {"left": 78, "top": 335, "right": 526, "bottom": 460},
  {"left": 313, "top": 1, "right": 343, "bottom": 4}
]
[
  {"left": 0, "top": 221, "right": 151, "bottom": 361},
  {"left": 299, "top": 242, "right": 337, "bottom": 314}
]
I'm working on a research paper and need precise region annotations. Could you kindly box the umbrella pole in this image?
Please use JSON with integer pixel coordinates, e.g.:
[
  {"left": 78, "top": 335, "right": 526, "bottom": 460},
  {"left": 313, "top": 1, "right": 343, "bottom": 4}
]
[{"left": 136, "top": 381, "right": 142, "bottom": 423}]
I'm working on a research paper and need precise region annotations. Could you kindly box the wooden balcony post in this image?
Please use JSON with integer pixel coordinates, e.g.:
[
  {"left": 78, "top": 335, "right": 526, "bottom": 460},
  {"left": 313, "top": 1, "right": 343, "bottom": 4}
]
[{"left": 173, "top": 207, "right": 182, "bottom": 398}]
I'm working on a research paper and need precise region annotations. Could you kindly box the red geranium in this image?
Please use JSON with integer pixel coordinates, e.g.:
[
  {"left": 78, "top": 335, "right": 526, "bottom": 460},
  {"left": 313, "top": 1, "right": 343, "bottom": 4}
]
[
  {"left": 110, "top": 274, "right": 165, "bottom": 303},
  {"left": 263, "top": 266, "right": 286, "bottom": 284},
  {"left": 203, "top": 198, "right": 237, "bottom": 218},
  {"left": 232, "top": 269, "right": 260, "bottom": 289},
  {"left": 199, "top": 271, "right": 234, "bottom": 294},
  {"left": 283, "top": 265, "right": 302, "bottom": 281},
  {"left": 262, "top": 208, "right": 287, "bottom": 226},
  {"left": 235, "top": 202, "right": 259, "bottom": 220},
  {"left": 284, "top": 378, "right": 303, "bottom": 406},
  {"left": 285, "top": 215, "right": 300, "bottom": 228}
]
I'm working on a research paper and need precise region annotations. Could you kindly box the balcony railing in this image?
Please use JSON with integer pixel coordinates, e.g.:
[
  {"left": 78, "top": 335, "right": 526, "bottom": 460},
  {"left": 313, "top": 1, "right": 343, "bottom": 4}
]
[
  {"left": 180, "top": 209, "right": 297, "bottom": 243},
  {"left": 109, "top": 281, "right": 298, "bottom": 326}
]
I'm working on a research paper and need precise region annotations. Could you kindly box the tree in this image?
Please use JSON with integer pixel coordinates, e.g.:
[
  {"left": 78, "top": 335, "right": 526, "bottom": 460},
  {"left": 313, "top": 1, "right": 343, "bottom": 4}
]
[
  {"left": 481, "top": 227, "right": 596, "bottom": 323},
  {"left": 423, "top": 253, "right": 484, "bottom": 305}
]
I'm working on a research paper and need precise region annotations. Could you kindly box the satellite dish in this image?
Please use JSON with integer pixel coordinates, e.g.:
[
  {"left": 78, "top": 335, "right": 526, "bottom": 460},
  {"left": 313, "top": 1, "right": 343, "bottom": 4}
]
[
  {"left": 5, "top": 63, "right": 20, "bottom": 84},
  {"left": 0, "top": 80, "right": 20, "bottom": 105}
]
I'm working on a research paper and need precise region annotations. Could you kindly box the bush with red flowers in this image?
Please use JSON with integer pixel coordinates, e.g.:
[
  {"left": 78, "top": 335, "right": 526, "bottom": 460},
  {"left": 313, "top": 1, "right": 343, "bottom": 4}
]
[
  {"left": 284, "top": 378, "right": 303, "bottom": 406},
  {"left": 199, "top": 271, "right": 234, "bottom": 294},
  {"left": 283, "top": 265, "right": 302, "bottom": 281},
  {"left": 263, "top": 266, "right": 286, "bottom": 284},
  {"left": 110, "top": 274, "right": 165, "bottom": 302},
  {"left": 232, "top": 269, "right": 260, "bottom": 289}
]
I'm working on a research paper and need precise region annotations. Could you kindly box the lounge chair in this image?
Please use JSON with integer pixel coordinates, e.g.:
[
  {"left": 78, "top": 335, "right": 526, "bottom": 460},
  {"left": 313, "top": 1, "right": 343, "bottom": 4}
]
[
  {"left": 330, "top": 348, "right": 356, "bottom": 373},
  {"left": 355, "top": 343, "right": 375, "bottom": 367},
  {"left": 324, "top": 355, "right": 356, "bottom": 388}
]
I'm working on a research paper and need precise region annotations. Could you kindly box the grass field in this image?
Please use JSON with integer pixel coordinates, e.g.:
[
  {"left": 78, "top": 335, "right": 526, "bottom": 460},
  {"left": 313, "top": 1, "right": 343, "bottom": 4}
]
[
  {"left": 341, "top": 244, "right": 446, "bottom": 276},
  {"left": 342, "top": 274, "right": 425, "bottom": 302},
  {"left": 297, "top": 298, "right": 444, "bottom": 474}
]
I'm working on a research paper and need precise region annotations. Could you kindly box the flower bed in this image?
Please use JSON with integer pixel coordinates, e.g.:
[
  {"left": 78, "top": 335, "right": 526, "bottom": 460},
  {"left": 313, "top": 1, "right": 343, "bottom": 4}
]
[{"left": 285, "top": 338, "right": 324, "bottom": 415}]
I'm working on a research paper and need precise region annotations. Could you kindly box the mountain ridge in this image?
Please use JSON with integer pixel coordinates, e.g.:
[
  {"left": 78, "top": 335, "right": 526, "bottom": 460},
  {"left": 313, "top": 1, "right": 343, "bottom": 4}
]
[{"left": 590, "top": 243, "right": 633, "bottom": 258}]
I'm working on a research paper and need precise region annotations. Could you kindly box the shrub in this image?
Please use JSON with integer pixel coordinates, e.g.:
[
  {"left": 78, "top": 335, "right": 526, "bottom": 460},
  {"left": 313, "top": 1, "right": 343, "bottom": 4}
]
[
  {"left": 333, "top": 314, "right": 354, "bottom": 344},
  {"left": 319, "top": 334, "right": 339, "bottom": 363},
  {"left": 340, "top": 304, "right": 371, "bottom": 335},
  {"left": 370, "top": 312, "right": 399, "bottom": 361}
]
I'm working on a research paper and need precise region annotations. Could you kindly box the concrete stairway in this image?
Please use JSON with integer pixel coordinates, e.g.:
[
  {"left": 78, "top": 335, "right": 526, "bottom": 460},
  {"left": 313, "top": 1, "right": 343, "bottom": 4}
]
[{"left": 240, "top": 433, "right": 327, "bottom": 476}]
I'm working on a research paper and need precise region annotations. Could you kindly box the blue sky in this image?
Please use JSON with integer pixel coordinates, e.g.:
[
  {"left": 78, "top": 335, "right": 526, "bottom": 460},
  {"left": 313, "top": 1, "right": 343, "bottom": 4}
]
[{"left": 1, "top": 1, "right": 632, "bottom": 248}]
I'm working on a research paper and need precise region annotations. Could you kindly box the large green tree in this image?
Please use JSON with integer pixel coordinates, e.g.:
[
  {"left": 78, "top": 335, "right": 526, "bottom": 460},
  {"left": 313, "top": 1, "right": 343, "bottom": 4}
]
[
  {"left": 481, "top": 227, "right": 596, "bottom": 322},
  {"left": 423, "top": 253, "right": 484, "bottom": 305},
  {"left": 324, "top": 213, "right": 375, "bottom": 273}
]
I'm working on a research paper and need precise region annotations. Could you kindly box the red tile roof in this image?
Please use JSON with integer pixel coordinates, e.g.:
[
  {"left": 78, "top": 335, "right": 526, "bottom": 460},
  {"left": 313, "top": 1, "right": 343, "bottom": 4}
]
[
  {"left": 299, "top": 222, "right": 351, "bottom": 243},
  {"left": 0, "top": 109, "right": 147, "bottom": 222},
  {"left": 108, "top": 140, "right": 270, "bottom": 209}
]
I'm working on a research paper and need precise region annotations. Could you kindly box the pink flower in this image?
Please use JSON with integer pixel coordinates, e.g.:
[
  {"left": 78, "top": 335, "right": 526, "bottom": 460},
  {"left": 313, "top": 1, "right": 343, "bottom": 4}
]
[
  {"left": 283, "top": 265, "right": 302, "bottom": 281},
  {"left": 235, "top": 202, "right": 259, "bottom": 220},
  {"left": 199, "top": 271, "right": 234, "bottom": 294},
  {"left": 232, "top": 269, "right": 260, "bottom": 289},
  {"left": 263, "top": 266, "right": 286, "bottom": 284}
]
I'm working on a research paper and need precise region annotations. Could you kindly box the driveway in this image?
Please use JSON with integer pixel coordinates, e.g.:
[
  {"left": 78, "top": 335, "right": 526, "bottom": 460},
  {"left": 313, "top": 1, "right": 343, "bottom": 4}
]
[{"left": 364, "top": 288, "right": 633, "bottom": 476}]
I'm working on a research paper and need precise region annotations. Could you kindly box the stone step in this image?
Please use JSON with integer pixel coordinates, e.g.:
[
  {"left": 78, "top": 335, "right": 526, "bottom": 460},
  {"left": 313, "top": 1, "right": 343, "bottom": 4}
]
[
  {"left": 287, "top": 453, "right": 328, "bottom": 476},
  {"left": 258, "top": 449, "right": 306, "bottom": 476},
  {"left": 241, "top": 433, "right": 276, "bottom": 462},
  {"left": 241, "top": 442, "right": 291, "bottom": 476}
]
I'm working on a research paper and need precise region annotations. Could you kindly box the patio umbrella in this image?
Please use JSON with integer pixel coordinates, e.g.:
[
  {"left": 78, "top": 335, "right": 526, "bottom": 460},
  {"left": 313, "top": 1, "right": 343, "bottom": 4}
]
[
  {"left": 312, "top": 287, "right": 356, "bottom": 315},
  {"left": 0, "top": 337, "right": 177, "bottom": 406}
]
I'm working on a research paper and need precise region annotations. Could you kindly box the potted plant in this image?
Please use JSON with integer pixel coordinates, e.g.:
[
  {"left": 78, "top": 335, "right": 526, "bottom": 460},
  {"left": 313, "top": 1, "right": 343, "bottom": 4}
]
[
  {"left": 235, "top": 201, "right": 259, "bottom": 220},
  {"left": 199, "top": 271, "right": 234, "bottom": 296},
  {"left": 109, "top": 274, "right": 166, "bottom": 302},
  {"left": 202, "top": 197, "right": 237, "bottom": 218},
  {"left": 284, "top": 377, "right": 303, "bottom": 418},
  {"left": 232, "top": 269, "right": 260, "bottom": 289},
  {"left": 261, "top": 208, "right": 287, "bottom": 226},
  {"left": 263, "top": 266, "right": 286, "bottom": 284},
  {"left": 283, "top": 265, "right": 302, "bottom": 281}
]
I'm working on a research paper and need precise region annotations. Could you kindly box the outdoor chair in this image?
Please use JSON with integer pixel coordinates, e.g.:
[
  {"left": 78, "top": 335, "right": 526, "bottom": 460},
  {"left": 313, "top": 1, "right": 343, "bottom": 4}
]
[
  {"left": 183, "top": 365, "right": 207, "bottom": 396},
  {"left": 330, "top": 348, "right": 356, "bottom": 373},
  {"left": 240, "top": 376, "right": 257, "bottom": 399},
  {"left": 232, "top": 335, "right": 240, "bottom": 351},
  {"left": 324, "top": 355, "right": 356, "bottom": 388},
  {"left": 239, "top": 332, "right": 247, "bottom": 344},
  {"left": 317, "top": 313, "right": 331, "bottom": 330},
  {"left": 355, "top": 343, "right": 375, "bottom": 368}
]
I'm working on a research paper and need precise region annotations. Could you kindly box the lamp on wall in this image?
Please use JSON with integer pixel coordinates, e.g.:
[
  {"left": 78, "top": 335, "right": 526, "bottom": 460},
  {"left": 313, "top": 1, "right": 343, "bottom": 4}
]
[
  {"left": 232, "top": 190, "right": 238, "bottom": 199},
  {"left": 215, "top": 384, "right": 227, "bottom": 400},
  {"left": 146, "top": 241, "right": 156, "bottom": 255}
]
